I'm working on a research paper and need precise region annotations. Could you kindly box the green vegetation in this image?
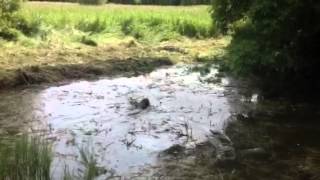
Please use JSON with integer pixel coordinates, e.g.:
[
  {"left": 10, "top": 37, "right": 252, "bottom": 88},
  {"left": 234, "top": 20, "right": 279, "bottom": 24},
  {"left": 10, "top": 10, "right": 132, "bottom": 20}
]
[
  {"left": 0, "top": 135, "right": 103, "bottom": 180},
  {"left": 211, "top": 0, "right": 320, "bottom": 92},
  {"left": 79, "top": 147, "right": 106, "bottom": 180},
  {"left": 19, "top": 2, "right": 214, "bottom": 44},
  {"left": 0, "top": 135, "right": 52, "bottom": 179},
  {"left": 0, "top": 0, "right": 22, "bottom": 40},
  {"left": 0, "top": 2, "right": 222, "bottom": 89},
  {"left": 107, "top": 0, "right": 210, "bottom": 5},
  {"left": 1, "top": 2, "right": 214, "bottom": 44},
  {"left": 32, "top": 0, "right": 210, "bottom": 5},
  {"left": 78, "top": 0, "right": 107, "bottom": 5}
]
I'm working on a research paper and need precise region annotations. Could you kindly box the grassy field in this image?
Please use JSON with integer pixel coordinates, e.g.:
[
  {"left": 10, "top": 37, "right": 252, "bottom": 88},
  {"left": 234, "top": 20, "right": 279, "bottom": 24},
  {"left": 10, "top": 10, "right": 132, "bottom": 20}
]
[
  {"left": 20, "top": 2, "right": 214, "bottom": 44},
  {"left": 0, "top": 2, "right": 227, "bottom": 89}
]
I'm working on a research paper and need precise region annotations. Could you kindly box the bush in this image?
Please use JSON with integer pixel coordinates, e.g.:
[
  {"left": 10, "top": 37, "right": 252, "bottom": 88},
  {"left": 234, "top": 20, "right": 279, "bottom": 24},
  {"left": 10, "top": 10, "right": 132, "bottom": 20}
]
[
  {"left": 0, "top": 0, "right": 21, "bottom": 13},
  {"left": 108, "top": 0, "right": 210, "bottom": 5},
  {"left": 1, "top": 0, "right": 41, "bottom": 39},
  {"left": 80, "top": 36, "right": 98, "bottom": 46},
  {"left": 0, "top": 26, "right": 19, "bottom": 41},
  {"left": 212, "top": 0, "right": 320, "bottom": 91},
  {"left": 78, "top": 0, "right": 107, "bottom": 5},
  {"left": 76, "top": 18, "right": 107, "bottom": 33},
  {"left": 0, "top": 0, "right": 22, "bottom": 40}
]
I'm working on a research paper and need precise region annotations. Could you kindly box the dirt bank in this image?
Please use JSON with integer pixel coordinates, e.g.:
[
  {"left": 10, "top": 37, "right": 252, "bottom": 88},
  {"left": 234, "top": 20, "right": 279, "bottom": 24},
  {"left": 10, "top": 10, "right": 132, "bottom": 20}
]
[{"left": 0, "top": 38, "right": 228, "bottom": 89}]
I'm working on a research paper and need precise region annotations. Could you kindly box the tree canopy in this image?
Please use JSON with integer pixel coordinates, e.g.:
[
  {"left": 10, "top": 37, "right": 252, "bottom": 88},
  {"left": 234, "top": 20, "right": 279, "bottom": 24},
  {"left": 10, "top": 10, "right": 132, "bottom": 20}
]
[{"left": 212, "top": 0, "right": 320, "bottom": 93}]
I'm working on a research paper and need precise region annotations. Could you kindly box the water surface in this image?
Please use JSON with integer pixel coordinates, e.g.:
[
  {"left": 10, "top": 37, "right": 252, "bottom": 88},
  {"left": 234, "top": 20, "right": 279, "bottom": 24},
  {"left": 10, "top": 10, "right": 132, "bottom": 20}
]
[{"left": 0, "top": 64, "right": 319, "bottom": 179}]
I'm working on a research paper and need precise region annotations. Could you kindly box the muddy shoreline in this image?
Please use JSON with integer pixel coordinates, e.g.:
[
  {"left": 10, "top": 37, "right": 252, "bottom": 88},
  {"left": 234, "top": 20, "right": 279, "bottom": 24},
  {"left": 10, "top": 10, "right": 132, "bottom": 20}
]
[
  {"left": 1, "top": 62, "right": 319, "bottom": 179},
  {"left": 0, "top": 56, "right": 173, "bottom": 89},
  {"left": 146, "top": 84, "right": 320, "bottom": 180},
  {"left": 0, "top": 38, "right": 229, "bottom": 90}
]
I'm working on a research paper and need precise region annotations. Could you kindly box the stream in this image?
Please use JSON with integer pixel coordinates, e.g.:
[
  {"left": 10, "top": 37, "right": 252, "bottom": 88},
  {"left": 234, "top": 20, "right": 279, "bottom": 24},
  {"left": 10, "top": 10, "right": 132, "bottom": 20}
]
[{"left": 0, "top": 64, "right": 319, "bottom": 180}]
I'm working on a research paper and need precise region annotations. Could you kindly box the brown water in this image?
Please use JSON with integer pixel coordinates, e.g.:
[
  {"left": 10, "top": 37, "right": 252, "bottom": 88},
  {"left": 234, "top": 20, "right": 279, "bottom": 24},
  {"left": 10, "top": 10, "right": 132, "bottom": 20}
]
[{"left": 0, "top": 64, "right": 319, "bottom": 180}]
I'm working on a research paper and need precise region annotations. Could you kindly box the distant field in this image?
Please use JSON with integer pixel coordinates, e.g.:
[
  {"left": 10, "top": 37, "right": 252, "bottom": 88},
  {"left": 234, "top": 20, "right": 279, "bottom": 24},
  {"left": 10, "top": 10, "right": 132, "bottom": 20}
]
[
  {"left": 20, "top": 2, "right": 214, "bottom": 44},
  {"left": 0, "top": 2, "right": 223, "bottom": 89}
]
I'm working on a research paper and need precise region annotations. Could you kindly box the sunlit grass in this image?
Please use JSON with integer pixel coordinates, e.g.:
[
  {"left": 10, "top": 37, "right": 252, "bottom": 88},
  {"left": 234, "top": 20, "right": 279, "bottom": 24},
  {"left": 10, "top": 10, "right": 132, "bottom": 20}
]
[
  {"left": 0, "top": 2, "right": 220, "bottom": 88},
  {"left": 19, "top": 2, "right": 214, "bottom": 44},
  {"left": 0, "top": 135, "right": 52, "bottom": 180},
  {"left": 0, "top": 135, "right": 102, "bottom": 180}
]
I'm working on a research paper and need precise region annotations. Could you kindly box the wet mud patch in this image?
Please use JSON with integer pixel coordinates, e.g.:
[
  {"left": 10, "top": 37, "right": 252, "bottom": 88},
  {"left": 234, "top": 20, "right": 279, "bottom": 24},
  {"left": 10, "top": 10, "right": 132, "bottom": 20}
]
[
  {"left": 144, "top": 83, "right": 320, "bottom": 180},
  {"left": 9, "top": 57, "right": 173, "bottom": 88},
  {"left": 0, "top": 64, "right": 234, "bottom": 179},
  {"left": 1, "top": 63, "right": 320, "bottom": 179},
  {"left": 223, "top": 103, "right": 320, "bottom": 180}
]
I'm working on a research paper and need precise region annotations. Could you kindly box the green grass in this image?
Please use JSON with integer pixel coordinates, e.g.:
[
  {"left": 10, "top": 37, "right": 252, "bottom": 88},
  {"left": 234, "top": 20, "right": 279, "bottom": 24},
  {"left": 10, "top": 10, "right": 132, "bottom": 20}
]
[
  {"left": 0, "top": 2, "right": 222, "bottom": 89},
  {"left": 0, "top": 135, "right": 102, "bottom": 180},
  {"left": 79, "top": 146, "right": 105, "bottom": 180},
  {"left": 19, "top": 2, "right": 214, "bottom": 44},
  {"left": 0, "top": 135, "right": 52, "bottom": 180}
]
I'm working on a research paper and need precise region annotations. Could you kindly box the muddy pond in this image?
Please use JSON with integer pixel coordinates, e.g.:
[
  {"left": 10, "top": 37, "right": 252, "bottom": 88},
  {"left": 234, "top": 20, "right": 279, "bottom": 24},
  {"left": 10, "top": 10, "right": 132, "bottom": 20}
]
[{"left": 0, "top": 64, "right": 319, "bottom": 180}]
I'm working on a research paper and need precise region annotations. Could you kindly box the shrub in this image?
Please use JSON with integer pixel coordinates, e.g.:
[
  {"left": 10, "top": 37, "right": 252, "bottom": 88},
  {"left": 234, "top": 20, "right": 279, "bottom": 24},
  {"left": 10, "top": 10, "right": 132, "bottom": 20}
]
[
  {"left": 78, "top": 0, "right": 107, "bottom": 5},
  {"left": 0, "top": 0, "right": 22, "bottom": 40},
  {"left": 0, "top": 25, "right": 19, "bottom": 41},
  {"left": 212, "top": 0, "right": 320, "bottom": 90},
  {"left": 14, "top": 16, "right": 41, "bottom": 36},
  {"left": 76, "top": 18, "right": 107, "bottom": 33},
  {"left": 0, "top": 0, "right": 39, "bottom": 40},
  {"left": 0, "top": 0, "right": 21, "bottom": 13},
  {"left": 80, "top": 36, "right": 98, "bottom": 46}
]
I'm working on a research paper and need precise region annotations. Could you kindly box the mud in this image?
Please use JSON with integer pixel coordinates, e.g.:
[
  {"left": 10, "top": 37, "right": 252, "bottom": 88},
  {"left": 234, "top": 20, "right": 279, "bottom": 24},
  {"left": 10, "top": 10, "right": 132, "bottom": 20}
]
[{"left": 0, "top": 64, "right": 319, "bottom": 180}]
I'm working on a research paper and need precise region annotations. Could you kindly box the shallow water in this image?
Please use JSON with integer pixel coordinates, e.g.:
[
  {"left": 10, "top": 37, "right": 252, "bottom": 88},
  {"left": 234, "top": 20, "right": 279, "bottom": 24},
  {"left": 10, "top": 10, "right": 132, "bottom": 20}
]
[
  {"left": 0, "top": 64, "right": 319, "bottom": 179},
  {"left": 0, "top": 64, "right": 231, "bottom": 177}
]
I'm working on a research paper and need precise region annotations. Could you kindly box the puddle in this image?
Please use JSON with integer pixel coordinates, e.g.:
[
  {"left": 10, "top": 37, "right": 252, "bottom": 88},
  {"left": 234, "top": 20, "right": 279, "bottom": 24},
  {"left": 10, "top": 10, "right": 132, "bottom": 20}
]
[
  {"left": 1, "top": 64, "right": 319, "bottom": 179},
  {"left": 0, "top": 64, "right": 233, "bottom": 178}
]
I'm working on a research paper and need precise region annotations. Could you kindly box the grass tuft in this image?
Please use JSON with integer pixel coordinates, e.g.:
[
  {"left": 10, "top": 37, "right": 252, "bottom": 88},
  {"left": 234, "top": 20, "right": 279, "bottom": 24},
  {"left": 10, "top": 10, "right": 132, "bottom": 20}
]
[
  {"left": 0, "top": 135, "right": 52, "bottom": 180},
  {"left": 0, "top": 135, "right": 104, "bottom": 180},
  {"left": 79, "top": 146, "right": 105, "bottom": 180},
  {"left": 80, "top": 36, "right": 98, "bottom": 46}
]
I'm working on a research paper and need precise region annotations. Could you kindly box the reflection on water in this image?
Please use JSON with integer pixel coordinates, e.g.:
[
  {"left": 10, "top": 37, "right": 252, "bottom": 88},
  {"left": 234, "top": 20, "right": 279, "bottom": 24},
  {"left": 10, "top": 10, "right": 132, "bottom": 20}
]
[{"left": 0, "top": 64, "right": 232, "bottom": 177}]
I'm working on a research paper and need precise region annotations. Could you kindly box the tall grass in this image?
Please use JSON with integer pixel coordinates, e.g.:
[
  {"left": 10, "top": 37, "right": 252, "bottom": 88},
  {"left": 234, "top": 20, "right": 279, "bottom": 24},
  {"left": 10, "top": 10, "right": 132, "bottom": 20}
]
[
  {"left": 0, "top": 135, "right": 101, "bottom": 180},
  {"left": 0, "top": 135, "right": 52, "bottom": 180},
  {"left": 79, "top": 147, "right": 103, "bottom": 180},
  {"left": 19, "top": 2, "right": 214, "bottom": 44}
]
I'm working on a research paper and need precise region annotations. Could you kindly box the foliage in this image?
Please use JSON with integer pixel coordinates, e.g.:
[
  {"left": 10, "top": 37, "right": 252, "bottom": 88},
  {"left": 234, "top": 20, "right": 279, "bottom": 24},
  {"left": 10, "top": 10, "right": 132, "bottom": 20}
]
[
  {"left": 212, "top": 0, "right": 320, "bottom": 90},
  {"left": 78, "top": 0, "right": 107, "bottom": 5},
  {"left": 0, "top": 0, "right": 21, "bottom": 40},
  {"left": 0, "top": 0, "right": 40, "bottom": 40},
  {"left": 31, "top": 0, "right": 210, "bottom": 5},
  {"left": 81, "top": 36, "right": 98, "bottom": 46},
  {"left": 76, "top": 18, "right": 107, "bottom": 33},
  {"left": 0, "top": 0, "right": 21, "bottom": 13}
]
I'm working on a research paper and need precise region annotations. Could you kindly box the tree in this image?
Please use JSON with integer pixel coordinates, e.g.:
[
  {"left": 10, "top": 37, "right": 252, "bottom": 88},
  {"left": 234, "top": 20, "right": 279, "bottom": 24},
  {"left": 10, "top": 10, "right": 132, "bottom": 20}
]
[{"left": 212, "top": 0, "right": 320, "bottom": 93}]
